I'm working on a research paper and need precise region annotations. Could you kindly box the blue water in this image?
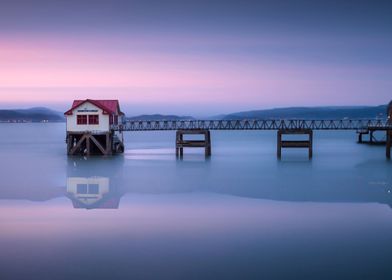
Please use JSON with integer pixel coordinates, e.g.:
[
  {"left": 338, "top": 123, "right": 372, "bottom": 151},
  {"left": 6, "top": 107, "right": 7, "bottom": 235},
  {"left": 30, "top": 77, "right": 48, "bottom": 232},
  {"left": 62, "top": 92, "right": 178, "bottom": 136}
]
[{"left": 0, "top": 123, "right": 392, "bottom": 280}]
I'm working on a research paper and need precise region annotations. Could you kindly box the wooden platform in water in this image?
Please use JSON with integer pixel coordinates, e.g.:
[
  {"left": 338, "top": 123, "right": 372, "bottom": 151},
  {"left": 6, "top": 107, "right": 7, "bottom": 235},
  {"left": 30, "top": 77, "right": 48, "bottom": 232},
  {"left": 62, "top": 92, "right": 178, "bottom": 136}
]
[
  {"left": 176, "top": 129, "right": 211, "bottom": 157},
  {"left": 277, "top": 129, "right": 313, "bottom": 159}
]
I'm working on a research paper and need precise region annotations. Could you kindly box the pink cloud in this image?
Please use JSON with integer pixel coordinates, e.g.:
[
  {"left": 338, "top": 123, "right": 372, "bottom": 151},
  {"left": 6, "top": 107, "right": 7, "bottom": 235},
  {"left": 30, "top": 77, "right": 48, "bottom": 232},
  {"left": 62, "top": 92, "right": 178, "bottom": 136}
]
[{"left": 0, "top": 34, "right": 391, "bottom": 111}]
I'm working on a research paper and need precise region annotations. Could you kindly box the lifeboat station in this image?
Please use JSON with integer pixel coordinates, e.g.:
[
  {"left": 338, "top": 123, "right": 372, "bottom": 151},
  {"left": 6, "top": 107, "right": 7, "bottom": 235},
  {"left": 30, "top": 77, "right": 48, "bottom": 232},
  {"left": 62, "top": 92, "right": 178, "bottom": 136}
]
[{"left": 64, "top": 99, "right": 125, "bottom": 156}]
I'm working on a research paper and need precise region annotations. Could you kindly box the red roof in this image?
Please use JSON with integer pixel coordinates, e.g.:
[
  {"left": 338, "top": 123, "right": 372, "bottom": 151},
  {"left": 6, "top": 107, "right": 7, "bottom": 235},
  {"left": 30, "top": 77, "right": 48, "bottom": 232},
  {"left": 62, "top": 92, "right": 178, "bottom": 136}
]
[{"left": 64, "top": 99, "right": 124, "bottom": 115}]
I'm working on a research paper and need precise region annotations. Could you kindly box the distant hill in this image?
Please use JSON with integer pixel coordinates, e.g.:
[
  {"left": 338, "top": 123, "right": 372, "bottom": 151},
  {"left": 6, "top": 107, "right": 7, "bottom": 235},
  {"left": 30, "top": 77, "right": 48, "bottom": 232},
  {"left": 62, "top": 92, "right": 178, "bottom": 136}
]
[
  {"left": 0, "top": 107, "right": 64, "bottom": 122},
  {"left": 127, "top": 114, "right": 194, "bottom": 121},
  {"left": 0, "top": 105, "right": 389, "bottom": 123},
  {"left": 222, "top": 105, "right": 388, "bottom": 120}
]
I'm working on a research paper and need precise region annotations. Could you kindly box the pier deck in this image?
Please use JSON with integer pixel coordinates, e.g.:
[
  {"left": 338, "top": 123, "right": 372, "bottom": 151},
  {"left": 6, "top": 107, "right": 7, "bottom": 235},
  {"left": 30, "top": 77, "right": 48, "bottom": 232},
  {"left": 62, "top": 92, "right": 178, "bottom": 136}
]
[
  {"left": 74, "top": 119, "right": 392, "bottom": 159},
  {"left": 113, "top": 119, "right": 390, "bottom": 131}
]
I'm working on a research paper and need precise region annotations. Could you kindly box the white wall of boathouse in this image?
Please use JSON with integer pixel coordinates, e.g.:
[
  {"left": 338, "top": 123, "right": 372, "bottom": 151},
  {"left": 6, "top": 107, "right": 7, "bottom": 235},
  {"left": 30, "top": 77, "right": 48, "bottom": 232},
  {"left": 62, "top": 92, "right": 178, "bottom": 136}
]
[{"left": 66, "top": 102, "right": 110, "bottom": 133}]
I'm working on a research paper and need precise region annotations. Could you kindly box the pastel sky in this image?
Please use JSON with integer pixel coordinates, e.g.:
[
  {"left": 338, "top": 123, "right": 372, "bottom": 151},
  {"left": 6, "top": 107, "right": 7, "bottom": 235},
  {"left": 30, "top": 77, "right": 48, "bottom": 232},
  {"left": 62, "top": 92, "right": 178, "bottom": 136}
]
[{"left": 0, "top": 0, "right": 391, "bottom": 115}]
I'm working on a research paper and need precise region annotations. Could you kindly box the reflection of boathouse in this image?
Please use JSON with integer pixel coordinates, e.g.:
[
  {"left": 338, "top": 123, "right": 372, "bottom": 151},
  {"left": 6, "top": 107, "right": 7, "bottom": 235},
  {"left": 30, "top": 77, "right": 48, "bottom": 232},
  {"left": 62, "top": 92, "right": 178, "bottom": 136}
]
[
  {"left": 66, "top": 176, "right": 120, "bottom": 209},
  {"left": 66, "top": 158, "right": 124, "bottom": 209},
  {"left": 64, "top": 99, "right": 125, "bottom": 156}
]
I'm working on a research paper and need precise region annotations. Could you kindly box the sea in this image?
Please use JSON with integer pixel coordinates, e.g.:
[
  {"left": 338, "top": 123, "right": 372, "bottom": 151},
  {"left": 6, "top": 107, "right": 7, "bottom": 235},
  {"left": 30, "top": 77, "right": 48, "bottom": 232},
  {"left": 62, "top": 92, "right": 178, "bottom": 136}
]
[{"left": 0, "top": 123, "right": 392, "bottom": 280}]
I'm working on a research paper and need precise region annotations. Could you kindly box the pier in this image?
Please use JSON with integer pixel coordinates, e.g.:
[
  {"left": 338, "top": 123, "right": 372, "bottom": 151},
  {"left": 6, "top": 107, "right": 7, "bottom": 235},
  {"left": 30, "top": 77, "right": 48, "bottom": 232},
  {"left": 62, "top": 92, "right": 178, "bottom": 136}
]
[
  {"left": 65, "top": 99, "right": 392, "bottom": 159},
  {"left": 110, "top": 119, "right": 391, "bottom": 158}
]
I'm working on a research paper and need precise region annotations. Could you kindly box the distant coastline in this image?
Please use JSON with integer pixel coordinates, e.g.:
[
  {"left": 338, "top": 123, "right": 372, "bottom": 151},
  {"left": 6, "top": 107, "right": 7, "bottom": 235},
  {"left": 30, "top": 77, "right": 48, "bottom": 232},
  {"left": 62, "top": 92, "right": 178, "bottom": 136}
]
[
  {"left": 0, "top": 107, "right": 65, "bottom": 123},
  {"left": 0, "top": 104, "right": 389, "bottom": 123},
  {"left": 222, "top": 105, "right": 388, "bottom": 120}
]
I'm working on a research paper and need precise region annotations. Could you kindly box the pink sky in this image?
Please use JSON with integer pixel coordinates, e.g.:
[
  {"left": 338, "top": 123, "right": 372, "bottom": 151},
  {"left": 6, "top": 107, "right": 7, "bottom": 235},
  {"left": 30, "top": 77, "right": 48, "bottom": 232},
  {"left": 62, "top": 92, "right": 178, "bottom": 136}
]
[{"left": 0, "top": 34, "right": 391, "bottom": 115}]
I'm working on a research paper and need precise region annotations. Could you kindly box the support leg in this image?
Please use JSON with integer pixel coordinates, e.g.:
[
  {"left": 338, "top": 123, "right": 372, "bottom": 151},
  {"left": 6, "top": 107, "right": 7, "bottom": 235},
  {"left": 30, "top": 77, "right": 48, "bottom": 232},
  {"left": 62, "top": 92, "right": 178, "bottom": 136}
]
[
  {"left": 105, "top": 133, "right": 113, "bottom": 155},
  {"left": 205, "top": 130, "right": 211, "bottom": 157},
  {"left": 309, "top": 130, "right": 313, "bottom": 159},
  {"left": 358, "top": 133, "right": 363, "bottom": 143},
  {"left": 69, "top": 134, "right": 87, "bottom": 155},
  {"left": 277, "top": 130, "right": 282, "bottom": 159},
  {"left": 176, "top": 131, "right": 182, "bottom": 157},
  {"left": 179, "top": 133, "right": 184, "bottom": 157},
  {"left": 86, "top": 134, "right": 91, "bottom": 156},
  {"left": 67, "top": 134, "right": 73, "bottom": 155},
  {"left": 387, "top": 130, "right": 391, "bottom": 159}
]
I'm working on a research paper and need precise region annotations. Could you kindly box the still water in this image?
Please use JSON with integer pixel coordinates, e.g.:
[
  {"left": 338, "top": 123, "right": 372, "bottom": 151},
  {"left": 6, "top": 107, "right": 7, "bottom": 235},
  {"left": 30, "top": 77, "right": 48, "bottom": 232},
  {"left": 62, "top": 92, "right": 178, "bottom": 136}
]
[{"left": 0, "top": 123, "right": 392, "bottom": 280}]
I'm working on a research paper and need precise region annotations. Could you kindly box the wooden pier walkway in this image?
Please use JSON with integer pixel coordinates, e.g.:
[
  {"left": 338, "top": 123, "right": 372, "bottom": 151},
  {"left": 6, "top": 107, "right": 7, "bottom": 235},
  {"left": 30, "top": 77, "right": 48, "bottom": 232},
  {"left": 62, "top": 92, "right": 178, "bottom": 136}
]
[
  {"left": 113, "top": 119, "right": 389, "bottom": 131},
  {"left": 109, "top": 119, "right": 392, "bottom": 159},
  {"left": 64, "top": 99, "right": 392, "bottom": 158}
]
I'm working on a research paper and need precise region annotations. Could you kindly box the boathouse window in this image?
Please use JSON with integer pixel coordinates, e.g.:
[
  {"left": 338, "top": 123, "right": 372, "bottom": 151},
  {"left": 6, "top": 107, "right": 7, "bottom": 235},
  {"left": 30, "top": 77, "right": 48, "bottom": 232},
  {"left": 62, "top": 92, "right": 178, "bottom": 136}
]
[
  {"left": 89, "top": 184, "right": 99, "bottom": 194},
  {"left": 77, "top": 115, "right": 88, "bottom": 125},
  {"left": 77, "top": 184, "right": 88, "bottom": 194},
  {"left": 88, "top": 115, "right": 99, "bottom": 125}
]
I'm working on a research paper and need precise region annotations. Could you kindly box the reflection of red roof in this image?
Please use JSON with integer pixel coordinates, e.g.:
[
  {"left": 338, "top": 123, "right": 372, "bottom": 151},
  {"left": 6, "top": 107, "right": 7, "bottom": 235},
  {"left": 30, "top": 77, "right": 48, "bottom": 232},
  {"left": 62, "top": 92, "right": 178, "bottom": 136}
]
[{"left": 64, "top": 99, "right": 124, "bottom": 116}]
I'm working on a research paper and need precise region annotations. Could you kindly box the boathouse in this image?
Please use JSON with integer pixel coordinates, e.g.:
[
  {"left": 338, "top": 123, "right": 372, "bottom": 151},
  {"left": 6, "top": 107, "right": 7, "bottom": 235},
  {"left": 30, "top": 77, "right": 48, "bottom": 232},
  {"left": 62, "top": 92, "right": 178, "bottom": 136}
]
[{"left": 64, "top": 99, "right": 125, "bottom": 156}]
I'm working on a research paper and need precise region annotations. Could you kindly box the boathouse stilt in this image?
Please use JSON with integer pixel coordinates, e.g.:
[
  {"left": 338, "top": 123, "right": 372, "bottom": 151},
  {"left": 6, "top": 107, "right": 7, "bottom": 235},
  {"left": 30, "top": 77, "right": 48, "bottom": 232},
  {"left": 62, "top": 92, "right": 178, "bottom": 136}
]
[
  {"left": 277, "top": 129, "right": 313, "bottom": 159},
  {"left": 176, "top": 129, "right": 211, "bottom": 157},
  {"left": 66, "top": 132, "right": 115, "bottom": 156},
  {"left": 387, "top": 130, "right": 391, "bottom": 159}
]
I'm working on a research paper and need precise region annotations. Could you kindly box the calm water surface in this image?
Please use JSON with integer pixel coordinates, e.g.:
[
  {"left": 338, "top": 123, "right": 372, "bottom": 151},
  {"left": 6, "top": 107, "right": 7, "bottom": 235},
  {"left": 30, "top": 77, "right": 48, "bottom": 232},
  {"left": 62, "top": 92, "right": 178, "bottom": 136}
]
[{"left": 1, "top": 123, "right": 392, "bottom": 280}]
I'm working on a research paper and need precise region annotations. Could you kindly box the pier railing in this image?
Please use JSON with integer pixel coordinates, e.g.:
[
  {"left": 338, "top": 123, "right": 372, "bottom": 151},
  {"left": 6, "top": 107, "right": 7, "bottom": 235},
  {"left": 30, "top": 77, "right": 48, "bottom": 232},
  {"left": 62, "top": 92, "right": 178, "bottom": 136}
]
[{"left": 112, "top": 119, "right": 390, "bottom": 131}]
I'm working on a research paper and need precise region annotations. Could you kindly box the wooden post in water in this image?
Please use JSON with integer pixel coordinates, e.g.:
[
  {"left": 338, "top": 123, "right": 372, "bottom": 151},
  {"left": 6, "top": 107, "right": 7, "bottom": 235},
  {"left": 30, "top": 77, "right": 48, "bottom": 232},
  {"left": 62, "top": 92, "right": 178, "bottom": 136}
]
[
  {"left": 66, "top": 134, "right": 73, "bottom": 155},
  {"left": 106, "top": 133, "right": 112, "bottom": 156},
  {"left": 387, "top": 129, "right": 391, "bottom": 159},
  {"left": 86, "top": 133, "right": 91, "bottom": 156},
  {"left": 176, "top": 129, "right": 211, "bottom": 157},
  {"left": 358, "top": 132, "right": 363, "bottom": 143},
  {"left": 277, "top": 130, "right": 282, "bottom": 159},
  {"left": 309, "top": 130, "right": 313, "bottom": 158},
  {"left": 277, "top": 129, "right": 313, "bottom": 159},
  {"left": 205, "top": 130, "right": 211, "bottom": 156},
  {"left": 175, "top": 131, "right": 183, "bottom": 157}
]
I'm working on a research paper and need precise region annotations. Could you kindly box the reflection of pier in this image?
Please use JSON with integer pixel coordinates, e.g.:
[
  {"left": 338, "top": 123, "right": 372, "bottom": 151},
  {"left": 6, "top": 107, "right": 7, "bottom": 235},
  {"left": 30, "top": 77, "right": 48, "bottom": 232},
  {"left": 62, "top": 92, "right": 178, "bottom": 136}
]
[
  {"left": 63, "top": 156, "right": 392, "bottom": 209},
  {"left": 0, "top": 156, "right": 391, "bottom": 209}
]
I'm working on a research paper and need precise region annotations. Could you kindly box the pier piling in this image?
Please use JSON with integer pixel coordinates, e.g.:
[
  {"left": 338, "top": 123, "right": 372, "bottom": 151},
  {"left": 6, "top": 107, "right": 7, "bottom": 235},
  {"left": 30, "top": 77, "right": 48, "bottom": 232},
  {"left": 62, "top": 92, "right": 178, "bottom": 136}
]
[
  {"left": 277, "top": 129, "right": 313, "bottom": 159},
  {"left": 387, "top": 130, "right": 392, "bottom": 159},
  {"left": 176, "top": 129, "right": 211, "bottom": 157}
]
